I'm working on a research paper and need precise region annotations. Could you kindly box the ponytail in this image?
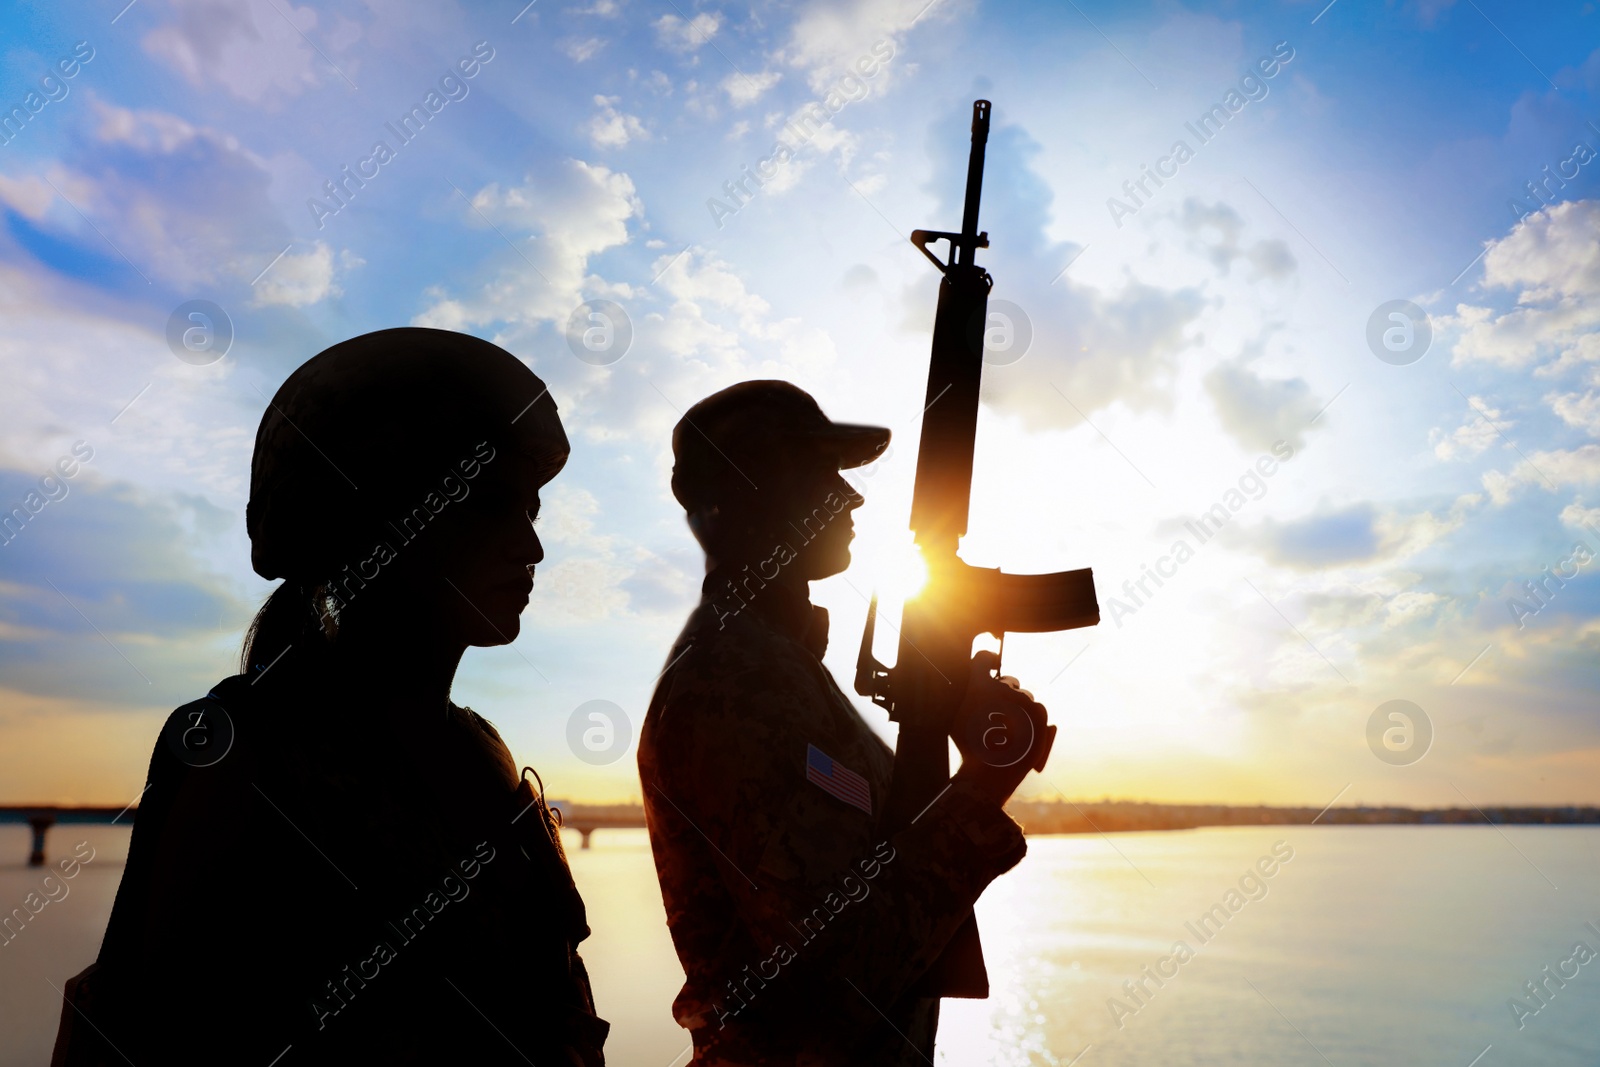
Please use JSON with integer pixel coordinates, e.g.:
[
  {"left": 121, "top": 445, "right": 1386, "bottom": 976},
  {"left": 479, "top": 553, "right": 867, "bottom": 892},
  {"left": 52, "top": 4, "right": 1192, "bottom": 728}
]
[{"left": 239, "top": 579, "right": 336, "bottom": 681}]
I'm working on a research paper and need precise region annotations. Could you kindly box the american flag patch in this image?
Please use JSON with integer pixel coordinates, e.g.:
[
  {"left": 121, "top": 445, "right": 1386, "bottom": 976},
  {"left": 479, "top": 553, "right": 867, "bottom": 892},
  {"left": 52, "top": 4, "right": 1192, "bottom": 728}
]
[{"left": 806, "top": 743, "right": 871, "bottom": 814}]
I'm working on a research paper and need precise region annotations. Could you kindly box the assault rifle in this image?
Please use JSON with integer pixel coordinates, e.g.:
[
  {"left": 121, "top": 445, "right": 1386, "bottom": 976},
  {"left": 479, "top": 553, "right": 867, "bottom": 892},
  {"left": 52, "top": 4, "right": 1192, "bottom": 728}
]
[{"left": 854, "top": 99, "right": 1100, "bottom": 994}]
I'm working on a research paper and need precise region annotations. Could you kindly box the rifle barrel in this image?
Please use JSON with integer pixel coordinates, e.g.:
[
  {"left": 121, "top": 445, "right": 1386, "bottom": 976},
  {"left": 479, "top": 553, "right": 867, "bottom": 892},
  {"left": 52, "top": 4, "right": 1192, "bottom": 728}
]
[{"left": 958, "top": 100, "right": 990, "bottom": 264}]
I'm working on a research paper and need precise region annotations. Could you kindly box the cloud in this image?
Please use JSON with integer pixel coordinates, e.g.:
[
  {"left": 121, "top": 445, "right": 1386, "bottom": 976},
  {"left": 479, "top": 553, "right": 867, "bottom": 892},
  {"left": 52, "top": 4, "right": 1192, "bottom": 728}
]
[
  {"left": 0, "top": 173, "right": 55, "bottom": 219},
  {"left": 1180, "top": 199, "right": 1296, "bottom": 280},
  {"left": 0, "top": 254, "right": 277, "bottom": 508},
  {"left": 412, "top": 158, "right": 642, "bottom": 330},
  {"left": 606, "top": 249, "right": 840, "bottom": 401},
  {"left": 7, "top": 98, "right": 291, "bottom": 291},
  {"left": 1373, "top": 494, "right": 1481, "bottom": 560},
  {"left": 1483, "top": 443, "right": 1600, "bottom": 504},
  {"left": 141, "top": 0, "right": 360, "bottom": 105},
  {"left": 252, "top": 241, "right": 359, "bottom": 307},
  {"left": 1252, "top": 504, "right": 1381, "bottom": 569},
  {"left": 1245, "top": 495, "right": 1480, "bottom": 570},
  {"left": 762, "top": 77, "right": 882, "bottom": 176},
  {"left": 412, "top": 150, "right": 838, "bottom": 470},
  {"left": 419, "top": 234, "right": 843, "bottom": 493},
  {"left": 876, "top": 110, "right": 1210, "bottom": 427},
  {"left": 1204, "top": 356, "right": 1321, "bottom": 452},
  {"left": 1561, "top": 500, "right": 1600, "bottom": 530},
  {"left": 655, "top": 11, "right": 722, "bottom": 52},
  {"left": 722, "top": 70, "right": 782, "bottom": 106},
  {"left": 410, "top": 165, "right": 840, "bottom": 459},
  {"left": 1430, "top": 396, "right": 1512, "bottom": 460},
  {"left": 588, "top": 95, "right": 648, "bottom": 147},
  {"left": 649, "top": 248, "right": 839, "bottom": 370},
  {"left": 775, "top": 0, "right": 933, "bottom": 94},
  {"left": 530, "top": 484, "right": 630, "bottom": 621},
  {"left": 527, "top": 483, "right": 696, "bottom": 623},
  {"left": 1381, "top": 590, "right": 1444, "bottom": 629},
  {"left": 561, "top": 36, "right": 607, "bottom": 62},
  {"left": 1529, "top": 445, "right": 1600, "bottom": 485},
  {"left": 1448, "top": 200, "right": 1600, "bottom": 371},
  {"left": 978, "top": 278, "right": 1202, "bottom": 426},
  {"left": 631, "top": 69, "right": 674, "bottom": 96},
  {"left": 654, "top": 248, "right": 769, "bottom": 323},
  {"left": 0, "top": 469, "right": 251, "bottom": 706},
  {"left": 1547, "top": 388, "right": 1600, "bottom": 436},
  {"left": 1483, "top": 199, "right": 1600, "bottom": 301}
]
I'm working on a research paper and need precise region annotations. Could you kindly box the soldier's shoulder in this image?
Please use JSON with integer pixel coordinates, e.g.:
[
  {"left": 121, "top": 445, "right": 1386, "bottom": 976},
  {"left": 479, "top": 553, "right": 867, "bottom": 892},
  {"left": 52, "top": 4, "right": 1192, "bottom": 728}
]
[
  {"left": 662, "top": 599, "right": 786, "bottom": 670},
  {"left": 647, "top": 605, "right": 820, "bottom": 739},
  {"left": 450, "top": 705, "right": 521, "bottom": 784},
  {"left": 153, "top": 674, "right": 269, "bottom": 776}
]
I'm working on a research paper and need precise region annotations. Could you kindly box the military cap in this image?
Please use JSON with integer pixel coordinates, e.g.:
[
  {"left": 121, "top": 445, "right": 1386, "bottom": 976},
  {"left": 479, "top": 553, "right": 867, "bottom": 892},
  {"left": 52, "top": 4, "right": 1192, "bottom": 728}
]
[{"left": 670, "top": 380, "right": 890, "bottom": 513}]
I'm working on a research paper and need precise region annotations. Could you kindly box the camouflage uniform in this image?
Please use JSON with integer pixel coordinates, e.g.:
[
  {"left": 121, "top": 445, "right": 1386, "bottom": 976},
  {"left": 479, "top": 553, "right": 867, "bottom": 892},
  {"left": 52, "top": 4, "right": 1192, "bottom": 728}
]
[{"left": 639, "top": 570, "right": 1028, "bottom": 1066}]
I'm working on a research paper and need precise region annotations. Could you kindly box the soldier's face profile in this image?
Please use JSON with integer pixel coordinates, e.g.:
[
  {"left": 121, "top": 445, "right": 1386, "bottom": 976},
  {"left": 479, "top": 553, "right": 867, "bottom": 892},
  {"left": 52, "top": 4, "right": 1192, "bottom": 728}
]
[
  {"left": 780, "top": 452, "right": 861, "bottom": 581},
  {"left": 451, "top": 468, "right": 544, "bottom": 645},
  {"left": 367, "top": 463, "right": 544, "bottom": 648}
]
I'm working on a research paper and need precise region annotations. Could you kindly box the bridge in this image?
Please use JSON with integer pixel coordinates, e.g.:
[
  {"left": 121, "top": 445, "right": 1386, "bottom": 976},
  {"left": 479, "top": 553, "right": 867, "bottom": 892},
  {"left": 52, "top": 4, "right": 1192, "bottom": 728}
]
[
  {"left": 547, "top": 801, "right": 646, "bottom": 849},
  {"left": 1, "top": 801, "right": 649, "bottom": 864},
  {"left": 0, "top": 806, "right": 137, "bottom": 866}
]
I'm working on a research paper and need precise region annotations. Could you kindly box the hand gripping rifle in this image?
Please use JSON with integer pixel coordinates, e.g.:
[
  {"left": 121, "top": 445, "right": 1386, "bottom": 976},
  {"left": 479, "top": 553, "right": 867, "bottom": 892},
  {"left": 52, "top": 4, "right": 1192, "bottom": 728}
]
[{"left": 854, "top": 100, "right": 1100, "bottom": 994}]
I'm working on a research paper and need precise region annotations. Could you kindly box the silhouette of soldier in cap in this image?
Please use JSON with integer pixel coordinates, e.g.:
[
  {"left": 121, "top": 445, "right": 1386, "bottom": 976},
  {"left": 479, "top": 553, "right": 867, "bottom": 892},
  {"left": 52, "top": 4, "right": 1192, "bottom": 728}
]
[
  {"left": 53, "top": 328, "right": 609, "bottom": 1066},
  {"left": 638, "top": 380, "right": 1051, "bottom": 1065}
]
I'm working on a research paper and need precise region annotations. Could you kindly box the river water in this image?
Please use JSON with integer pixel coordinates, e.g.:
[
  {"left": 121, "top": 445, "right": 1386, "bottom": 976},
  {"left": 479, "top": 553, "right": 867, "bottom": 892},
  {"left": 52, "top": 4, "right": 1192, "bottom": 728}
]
[{"left": 3, "top": 825, "right": 1596, "bottom": 1065}]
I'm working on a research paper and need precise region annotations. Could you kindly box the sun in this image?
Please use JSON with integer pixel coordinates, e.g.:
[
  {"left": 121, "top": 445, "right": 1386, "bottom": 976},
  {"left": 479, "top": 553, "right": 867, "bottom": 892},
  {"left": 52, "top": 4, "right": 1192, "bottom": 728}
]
[{"left": 869, "top": 530, "right": 928, "bottom": 604}]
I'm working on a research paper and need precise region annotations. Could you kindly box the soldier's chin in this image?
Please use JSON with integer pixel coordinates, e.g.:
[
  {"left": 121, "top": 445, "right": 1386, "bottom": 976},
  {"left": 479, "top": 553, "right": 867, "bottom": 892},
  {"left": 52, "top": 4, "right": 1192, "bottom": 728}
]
[
  {"left": 813, "top": 543, "right": 852, "bottom": 579},
  {"left": 470, "top": 613, "right": 521, "bottom": 647}
]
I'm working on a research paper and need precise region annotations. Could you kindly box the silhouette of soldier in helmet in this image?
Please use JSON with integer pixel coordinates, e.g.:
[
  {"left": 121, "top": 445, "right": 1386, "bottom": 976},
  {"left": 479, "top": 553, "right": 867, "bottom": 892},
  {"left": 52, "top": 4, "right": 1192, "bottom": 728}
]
[
  {"left": 53, "top": 328, "right": 608, "bottom": 1066},
  {"left": 638, "top": 380, "right": 1051, "bottom": 1065}
]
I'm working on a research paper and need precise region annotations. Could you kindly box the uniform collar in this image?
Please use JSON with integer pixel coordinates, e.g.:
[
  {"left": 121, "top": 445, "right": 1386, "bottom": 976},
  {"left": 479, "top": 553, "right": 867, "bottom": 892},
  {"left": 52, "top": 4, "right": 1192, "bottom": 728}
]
[{"left": 701, "top": 564, "right": 829, "bottom": 659}]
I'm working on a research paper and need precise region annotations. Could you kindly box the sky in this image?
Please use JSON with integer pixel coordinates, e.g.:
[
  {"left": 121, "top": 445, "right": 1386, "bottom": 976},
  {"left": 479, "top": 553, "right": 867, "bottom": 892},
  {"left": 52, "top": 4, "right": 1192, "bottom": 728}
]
[{"left": 0, "top": 0, "right": 1597, "bottom": 809}]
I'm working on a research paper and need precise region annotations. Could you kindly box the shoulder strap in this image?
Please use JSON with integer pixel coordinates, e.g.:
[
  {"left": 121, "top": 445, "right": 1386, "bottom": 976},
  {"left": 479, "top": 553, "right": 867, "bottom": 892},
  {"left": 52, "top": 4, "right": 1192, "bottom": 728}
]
[{"left": 509, "top": 765, "right": 590, "bottom": 942}]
